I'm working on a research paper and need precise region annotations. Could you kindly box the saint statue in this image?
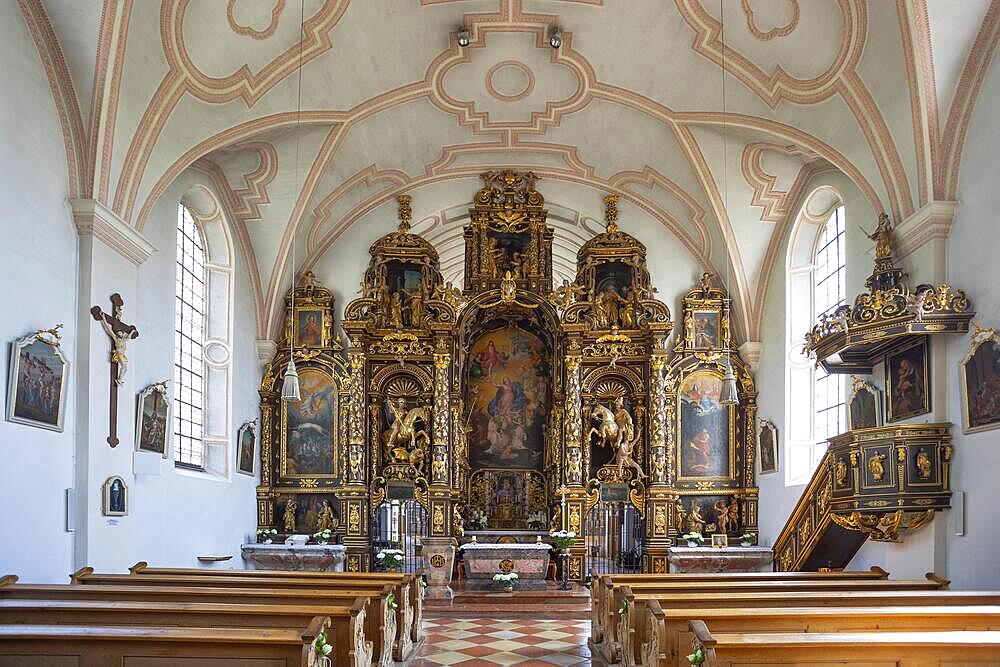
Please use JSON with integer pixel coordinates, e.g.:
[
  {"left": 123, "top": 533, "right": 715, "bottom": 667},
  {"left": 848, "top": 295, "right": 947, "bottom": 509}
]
[
  {"left": 408, "top": 287, "right": 424, "bottom": 327},
  {"left": 315, "top": 499, "right": 338, "bottom": 532},
  {"left": 865, "top": 213, "right": 894, "bottom": 261},
  {"left": 388, "top": 292, "right": 404, "bottom": 329},
  {"left": 713, "top": 500, "right": 731, "bottom": 534},
  {"left": 283, "top": 498, "right": 297, "bottom": 533},
  {"left": 686, "top": 501, "right": 705, "bottom": 534}
]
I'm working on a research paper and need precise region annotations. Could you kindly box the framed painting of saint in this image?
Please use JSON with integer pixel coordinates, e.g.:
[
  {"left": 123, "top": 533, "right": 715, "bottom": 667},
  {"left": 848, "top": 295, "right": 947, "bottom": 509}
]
[
  {"left": 6, "top": 326, "right": 69, "bottom": 432},
  {"left": 678, "top": 369, "right": 733, "bottom": 479},
  {"left": 281, "top": 367, "right": 337, "bottom": 478},
  {"left": 758, "top": 419, "right": 777, "bottom": 475},
  {"left": 686, "top": 311, "right": 719, "bottom": 349},
  {"left": 848, "top": 377, "right": 882, "bottom": 430},
  {"left": 466, "top": 326, "right": 549, "bottom": 471},
  {"left": 236, "top": 420, "right": 257, "bottom": 476},
  {"left": 295, "top": 308, "right": 324, "bottom": 348},
  {"left": 102, "top": 476, "right": 128, "bottom": 516},
  {"left": 960, "top": 327, "right": 1000, "bottom": 433},
  {"left": 885, "top": 337, "right": 930, "bottom": 422},
  {"left": 136, "top": 381, "right": 169, "bottom": 457}
]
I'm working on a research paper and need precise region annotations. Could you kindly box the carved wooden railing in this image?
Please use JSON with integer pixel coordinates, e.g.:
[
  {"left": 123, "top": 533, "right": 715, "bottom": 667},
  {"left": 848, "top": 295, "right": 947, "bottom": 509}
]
[{"left": 773, "top": 423, "right": 953, "bottom": 571}]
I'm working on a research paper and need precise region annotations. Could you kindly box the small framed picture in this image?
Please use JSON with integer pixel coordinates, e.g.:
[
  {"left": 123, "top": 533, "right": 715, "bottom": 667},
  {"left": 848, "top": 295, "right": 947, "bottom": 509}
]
[
  {"left": 711, "top": 534, "right": 728, "bottom": 548},
  {"left": 136, "top": 382, "right": 169, "bottom": 457},
  {"left": 295, "top": 308, "right": 325, "bottom": 348},
  {"left": 758, "top": 419, "right": 778, "bottom": 475},
  {"left": 848, "top": 377, "right": 882, "bottom": 430},
  {"left": 236, "top": 420, "right": 257, "bottom": 476},
  {"left": 960, "top": 327, "right": 1000, "bottom": 434},
  {"left": 885, "top": 337, "right": 930, "bottom": 422},
  {"left": 102, "top": 476, "right": 128, "bottom": 516},
  {"left": 6, "top": 325, "right": 69, "bottom": 432}
]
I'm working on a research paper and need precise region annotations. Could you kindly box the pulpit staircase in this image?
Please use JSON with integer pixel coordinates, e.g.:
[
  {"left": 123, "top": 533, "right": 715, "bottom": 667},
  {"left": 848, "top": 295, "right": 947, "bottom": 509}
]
[{"left": 773, "top": 423, "right": 954, "bottom": 571}]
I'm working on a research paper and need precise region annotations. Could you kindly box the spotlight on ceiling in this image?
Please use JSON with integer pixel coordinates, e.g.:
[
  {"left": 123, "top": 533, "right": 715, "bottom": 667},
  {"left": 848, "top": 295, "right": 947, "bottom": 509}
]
[
  {"left": 549, "top": 26, "right": 562, "bottom": 49},
  {"left": 457, "top": 27, "right": 471, "bottom": 47}
]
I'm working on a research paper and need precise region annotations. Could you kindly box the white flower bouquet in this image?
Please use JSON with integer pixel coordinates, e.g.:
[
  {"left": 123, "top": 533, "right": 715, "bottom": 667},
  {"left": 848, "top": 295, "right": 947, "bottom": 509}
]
[
  {"left": 549, "top": 529, "right": 577, "bottom": 551},
  {"left": 466, "top": 509, "right": 488, "bottom": 531},
  {"left": 681, "top": 532, "right": 704, "bottom": 547},
  {"left": 376, "top": 548, "right": 405, "bottom": 571},
  {"left": 256, "top": 528, "right": 277, "bottom": 544},
  {"left": 312, "top": 529, "right": 333, "bottom": 544},
  {"left": 492, "top": 572, "right": 519, "bottom": 583}
]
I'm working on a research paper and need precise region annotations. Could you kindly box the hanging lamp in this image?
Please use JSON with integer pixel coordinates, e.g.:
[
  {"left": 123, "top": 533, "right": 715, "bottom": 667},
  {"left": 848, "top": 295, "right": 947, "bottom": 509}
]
[
  {"left": 718, "top": 0, "right": 739, "bottom": 406},
  {"left": 282, "top": 0, "right": 307, "bottom": 403}
]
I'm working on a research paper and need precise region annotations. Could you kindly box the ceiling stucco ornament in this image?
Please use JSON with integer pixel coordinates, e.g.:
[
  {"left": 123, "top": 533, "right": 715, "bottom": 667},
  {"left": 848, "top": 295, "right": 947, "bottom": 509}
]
[
  {"left": 485, "top": 60, "right": 535, "bottom": 102},
  {"left": 740, "top": 0, "right": 800, "bottom": 41},
  {"left": 227, "top": 0, "right": 286, "bottom": 40}
]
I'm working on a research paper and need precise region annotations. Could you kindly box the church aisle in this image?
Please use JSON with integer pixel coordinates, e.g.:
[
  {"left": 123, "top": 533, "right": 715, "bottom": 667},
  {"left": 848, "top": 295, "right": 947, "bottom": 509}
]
[{"left": 414, "top": 616, "right": 591, "bottom": 666}]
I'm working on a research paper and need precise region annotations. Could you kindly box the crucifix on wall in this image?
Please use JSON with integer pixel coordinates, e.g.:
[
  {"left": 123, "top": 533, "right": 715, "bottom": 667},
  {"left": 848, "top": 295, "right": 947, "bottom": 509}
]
[{"left": 91, "top": 293, "right": 139, "bottom": 447}]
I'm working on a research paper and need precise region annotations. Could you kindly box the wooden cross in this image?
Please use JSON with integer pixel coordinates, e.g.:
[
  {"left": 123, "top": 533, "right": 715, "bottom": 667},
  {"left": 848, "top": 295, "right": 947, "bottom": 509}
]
[{"left": 91, "top": 293, "right": 139, "bottom": 447}]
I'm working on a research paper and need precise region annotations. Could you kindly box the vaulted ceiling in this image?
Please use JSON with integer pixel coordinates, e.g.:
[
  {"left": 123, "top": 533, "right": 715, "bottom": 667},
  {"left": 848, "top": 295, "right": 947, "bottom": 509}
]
[{"left": 21, "top": 0, "right": 1000, "bottom": 341}]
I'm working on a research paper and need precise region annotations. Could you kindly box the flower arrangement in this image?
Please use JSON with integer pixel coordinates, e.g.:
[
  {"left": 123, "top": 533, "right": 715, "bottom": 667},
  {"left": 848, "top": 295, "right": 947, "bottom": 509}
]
[
  {"left": 256, "top": 528, "right": 277, "bottom": 544},
  {"left": 740, "top": 531, "right": 756, "bottom": 546},
  {"left": 687, "top": 643, "right": 706, "bottom": 665},
  {"left": 493, "top": 572, "right": 519, "bottom": 591},
  {"left": 312, "top": 529, "right": 333, "bottom": 545},
  {"left": 313, "top": 629, "right": 334, "bottom": 660},
  {"left": 527, "top": 510, "right": 547, "bottom": 530},
  {"left": 386, "top": 592, "right": 398, "bottom": 611},
  {"left": 618, "top": 598, "right": 629, "bottom": 616},
  {"left": 681, "top": 532, "right": 704, "bottom": 547},
  {"left": 549, "top": 529, "right": 577, "bottom": 551},
  {"left": 466, "top": 509, "right": 488, "bottom": 531},
  {"left": 376, "top": 548, "right": 405, "bottom": 571}
]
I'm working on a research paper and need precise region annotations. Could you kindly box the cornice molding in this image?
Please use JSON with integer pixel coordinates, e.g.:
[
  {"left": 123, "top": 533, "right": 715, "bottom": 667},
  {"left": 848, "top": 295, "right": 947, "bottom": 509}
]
[
  {"left": 894, "top": 200, "right": 956, "bottom": 260},
  {"left": 256, "top": 339, "right": 277, "bottom": 365},
  {"left": 70, "top": 198, "right": 155, "bottom": 265},
  {"left": 738, "top": 341, "right": 762, "bottom": 372}
]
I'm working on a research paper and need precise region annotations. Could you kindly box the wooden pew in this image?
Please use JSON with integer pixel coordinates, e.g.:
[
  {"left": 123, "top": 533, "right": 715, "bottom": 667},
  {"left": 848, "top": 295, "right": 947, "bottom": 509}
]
[
  {"left": 639, "top": 604, "right": 1000, "bottom": 666},
  {"left": 0, "top": 598, "right": 372, "bottom": 667},
  {"left": 688, "top": 621, "right": 1000, "bottom": 666},
  {"left": 0, "top": 617, "right": 342, "bottom": 667},
  {"left": 597, "top": 573, "right": 948, "bottom": 663},
  {"left": 128, "top": 562, "right": 424, "bottom": 651},
  {"left": 589, "top": 568, "right": 888, "bottom": 645},
  {"left": 0, "top": 577, "right": 392, "bottom": 667},
  {"left": 75, "top": 567, "right": 418, "bottom": 662}
]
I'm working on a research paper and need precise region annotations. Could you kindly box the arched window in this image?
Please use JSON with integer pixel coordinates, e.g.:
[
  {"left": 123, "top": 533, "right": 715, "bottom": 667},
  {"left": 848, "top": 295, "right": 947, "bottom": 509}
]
[
  {"left": 173, "top": 204, "right": 207, "bottom": 468},
  {"left": 785, "top": 192, "right": 847, "bottom": 485}
]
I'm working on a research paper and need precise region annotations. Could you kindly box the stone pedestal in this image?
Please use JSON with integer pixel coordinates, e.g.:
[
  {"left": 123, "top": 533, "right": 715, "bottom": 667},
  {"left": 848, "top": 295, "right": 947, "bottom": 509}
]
[
  {"left": 422, "top": 537, "right": 456, "bottom": 600},
  {"left": 461, "top": 542, "right": 552, "bottom": 590},
  {"left": 667, "top": 546, "right": 773, "bottom": 573},
  {"left": 240, "top": 543, "right": 346, "bottom": 571}
]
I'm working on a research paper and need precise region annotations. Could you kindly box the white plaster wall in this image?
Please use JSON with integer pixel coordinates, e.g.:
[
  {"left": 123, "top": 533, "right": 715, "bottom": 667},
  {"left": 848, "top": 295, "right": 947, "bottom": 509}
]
[{"left": 0, "top": 4, "right": 78, "bottom": 583}]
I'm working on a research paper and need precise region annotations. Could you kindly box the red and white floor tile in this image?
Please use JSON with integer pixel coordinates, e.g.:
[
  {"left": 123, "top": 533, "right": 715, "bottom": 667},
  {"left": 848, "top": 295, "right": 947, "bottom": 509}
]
[{"left": 414, "top": 617, "right": 592, "bottom": 666}]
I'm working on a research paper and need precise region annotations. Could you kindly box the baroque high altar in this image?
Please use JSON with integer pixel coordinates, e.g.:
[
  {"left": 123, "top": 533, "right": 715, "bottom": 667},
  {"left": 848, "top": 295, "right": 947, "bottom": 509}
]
[{"left": 256, "top": 171, "right": 758, "bottom": 579}]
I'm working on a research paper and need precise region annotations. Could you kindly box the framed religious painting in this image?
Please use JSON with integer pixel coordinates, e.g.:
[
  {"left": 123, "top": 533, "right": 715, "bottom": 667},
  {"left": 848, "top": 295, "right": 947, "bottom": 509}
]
[
  {"left": 677, "top": 369, "right": 734, "bottom": 480},
  {"left": 6, "top": 325, "right": 69, "bottom": 432},
  {"left": 758, "top": 419, "right": 778, "bottom": 475},
  {"left": 294, "top": 308, "right": 325, "bottom": 349},
  {"left": 102, "top": 476, "right": 128, "bottom": 516},
  {"left": 280, "top": 366, "right": 338, "bottom": 479},
  {"left": 711, "top": 534, "right": 729, "bottom": 548},
  {"left": 690, "top": 311, "right": 720, "bottom": 349},
  {"left": 885, "top": 337, "right": 930, "bottom": 422},
  {"left": 236, "top": 420, "right": 257, "bottom": 476},
  {"left": 960, "top": 326, "right": 1000, "bottom": 433},
  {"left": 135, "top": 381, "right": 169, "bottom": 457},
  {"left": 848, "top": 377, "right": 882, "bottom": 430}
]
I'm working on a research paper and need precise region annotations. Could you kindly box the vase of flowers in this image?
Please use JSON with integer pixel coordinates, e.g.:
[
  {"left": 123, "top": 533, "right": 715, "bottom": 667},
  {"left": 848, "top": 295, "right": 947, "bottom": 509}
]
[
  {"left": 313, "top": 629, "right": 334, "bottom": 665},
  {"left": 256, "top": 528, "right": 277, "bottom": 544},
  {"left": 493, "top": 572, "right": 519, "bottom": 593},
  {"left": 687, "top": 642, "right": 706, "bottom": 665},
  {"left": 376, "top": 548, "right": 405, "bottom": 572},
  {"left": 740, "top": 532, "right": 756, "bottom": 547},
  {"left": 466, "top": 509, "right": 488, "bottom": 531},
  {"left": 312, "top": 529, "right": 333, "bottom": 545},
  {"left": 681, "top": 532, "right": 705, "bottom": 548},
  {"left": 549, "top": 529, "right": 577, "bottom": 552}
]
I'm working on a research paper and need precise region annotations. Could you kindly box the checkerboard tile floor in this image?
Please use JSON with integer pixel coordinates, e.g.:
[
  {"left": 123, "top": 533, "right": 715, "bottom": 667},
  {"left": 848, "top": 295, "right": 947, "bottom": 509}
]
[{"left": 414, "top": 617, "right": 592, "bottom": 666}]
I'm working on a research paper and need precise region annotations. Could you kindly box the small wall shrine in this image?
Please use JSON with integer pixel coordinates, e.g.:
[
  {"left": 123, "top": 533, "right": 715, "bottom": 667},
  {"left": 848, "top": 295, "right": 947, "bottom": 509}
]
[{"left": 256, "top": 172, "right": 759, "bottom": 578}]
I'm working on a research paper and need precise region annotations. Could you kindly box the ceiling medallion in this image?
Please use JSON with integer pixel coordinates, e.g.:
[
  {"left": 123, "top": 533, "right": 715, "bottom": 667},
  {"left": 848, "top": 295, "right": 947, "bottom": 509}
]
[{"left": 485, "top": 60, "right": 535, "bottom": 102}]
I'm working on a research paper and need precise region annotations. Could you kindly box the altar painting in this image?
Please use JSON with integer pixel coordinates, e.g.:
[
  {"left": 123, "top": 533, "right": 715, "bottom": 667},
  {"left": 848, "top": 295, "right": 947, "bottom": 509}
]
[
  {"left": 467, "top": 327, "right": 548, "bottom": 471},
  {"left": 281, "top": 367, "right": 337, "bottom": 477},
  {"left": 678, "top": 370, "right": 731, "bottom": 479}
]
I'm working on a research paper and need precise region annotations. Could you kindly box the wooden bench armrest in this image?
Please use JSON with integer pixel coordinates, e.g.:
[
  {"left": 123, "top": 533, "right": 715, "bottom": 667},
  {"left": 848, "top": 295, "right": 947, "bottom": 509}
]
[
  {"left": 0, "top": 576, "right": 18, "bottom": 588},
  {"left": 69, "top": 567, "right": 94, "bottom": 584},
  {"left": 926, "top": 572, "right": 951, "bottom": 588},
  {"left": 870, "top": 565, "right": 889, "bottom": 578},
  {"left": 130, "top": 562, "right": 148, "bottom": 574}
]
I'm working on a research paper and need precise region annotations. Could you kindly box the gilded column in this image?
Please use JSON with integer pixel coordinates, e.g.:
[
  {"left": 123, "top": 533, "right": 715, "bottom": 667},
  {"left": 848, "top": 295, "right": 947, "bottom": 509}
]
[
  {"left": 345, "top": 350, "right": 366, "bottom": 485},
  {"left": 563, "top": 355, "right": 583, "bottom": 486},
  {"left": 646, "top": 351, "right": 672, "bottom": 573},
  {"left": 431, "top": 347, "right": 451, "bottom": 487}
]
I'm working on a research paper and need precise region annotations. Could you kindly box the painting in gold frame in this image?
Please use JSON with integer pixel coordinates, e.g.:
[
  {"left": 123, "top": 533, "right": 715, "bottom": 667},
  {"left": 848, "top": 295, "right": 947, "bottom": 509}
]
[
  {"left": 280, "top": 367, "right": 338, "bottom": 478},
  {"left": 885, "top": 337, "right": 930, "bottom": 422},
  {"left": 758, "top": 419, "right": 777, "bottom": 475},
  {"left": 711, "top": 534, "right": 728, "bottom": 548},
  {"left": 136, "top": 381, "right": 169, "bottom": 458},
  {"left": 960, "top": 327, "right": 1000, "bottom": 434},
  {"left": 677, "top": 369, "right": 734, "bottom": 480},
  {"left": 294, "top": 308, "right": 325, "bottom": 349},
  {"left": 7, "top": 327, "right": 69, "bottom": 432}
]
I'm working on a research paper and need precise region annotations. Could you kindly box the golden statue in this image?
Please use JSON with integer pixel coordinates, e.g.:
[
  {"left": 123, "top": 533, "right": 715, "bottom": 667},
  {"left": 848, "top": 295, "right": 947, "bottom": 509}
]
[
  {"left": 283, "top": 498, "right": 297, "bottom": 533},
  {"left": 588, "top": 397, "right": 633, "bottom": 451},
  {"left": 868, "top": 451, "right": 887, "bottom": 482},
  {"left": 315, "top": 499, "right": 338, "bottom": 532},
  {"left": 686, "top": 501, "right": 705, "bottom": 534},
  {"left": 674, "top": 498, "right": 687, "bottom": 531},
  {"left": 865, "top": 213, "right": 894, "bottom": 261},
  {"left": 383, "top": 397, "right": 431, "bottom": 462},
  {"left": 714, "top": 500, "right": 731, "bottom": 534},
  {"left": 550, "top": 279, "right": 585, "bottom": 312},
  {"left": 388, "top": 292, "right": 404, "bottom": 329},
  {"left": 408, "top": 288, "right": 424, "bottom": 327},
  {"left": 835, "top": 457, "right": 848, "bottom": 485},
  {"left": 483, "top": 236, "right": 500, "bottom": 278},
  {"left": 916, "top": 448, "right": 932, "bottom": 480}
]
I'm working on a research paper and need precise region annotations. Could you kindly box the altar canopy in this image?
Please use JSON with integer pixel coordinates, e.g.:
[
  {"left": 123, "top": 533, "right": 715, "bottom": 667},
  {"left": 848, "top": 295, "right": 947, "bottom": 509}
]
[{"left": 256, "top": 172, "right": 758, "bottom": 580}]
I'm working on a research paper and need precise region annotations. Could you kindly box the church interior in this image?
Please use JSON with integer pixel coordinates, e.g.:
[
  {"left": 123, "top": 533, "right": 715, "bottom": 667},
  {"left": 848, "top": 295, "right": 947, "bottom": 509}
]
[{"left": 2, "top": 1, "right": 1000, "bottom": 664}]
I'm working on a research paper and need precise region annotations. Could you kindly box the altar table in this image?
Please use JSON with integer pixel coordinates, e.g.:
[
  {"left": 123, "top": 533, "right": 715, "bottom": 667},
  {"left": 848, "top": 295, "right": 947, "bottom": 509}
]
[
  {"left": 460, "top": 542, "right": 552, "bottom": 590},
  {"left": 240, "top": 543, "right": 346, "bottom": 572},
  {"left": 667, "top": 546, "right": 773, "bottom": 573}
]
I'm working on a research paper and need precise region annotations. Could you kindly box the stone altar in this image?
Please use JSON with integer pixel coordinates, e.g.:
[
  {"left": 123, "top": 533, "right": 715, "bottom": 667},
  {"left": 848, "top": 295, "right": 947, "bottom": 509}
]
[
  {"left": 241, "top": 543, "right": 346, "bottom": 571},
  {"left": 460, "top": 542, "right": 552, "bottom": 590},
  {"left": 667, "top": 546, "right": 773, "bottom": 573}
]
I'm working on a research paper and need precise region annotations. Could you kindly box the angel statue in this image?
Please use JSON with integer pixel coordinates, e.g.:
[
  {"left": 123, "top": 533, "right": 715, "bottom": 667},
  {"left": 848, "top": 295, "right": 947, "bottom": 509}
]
[{"left": 550, "top": 279, "right": 585, "bottom": 314}]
